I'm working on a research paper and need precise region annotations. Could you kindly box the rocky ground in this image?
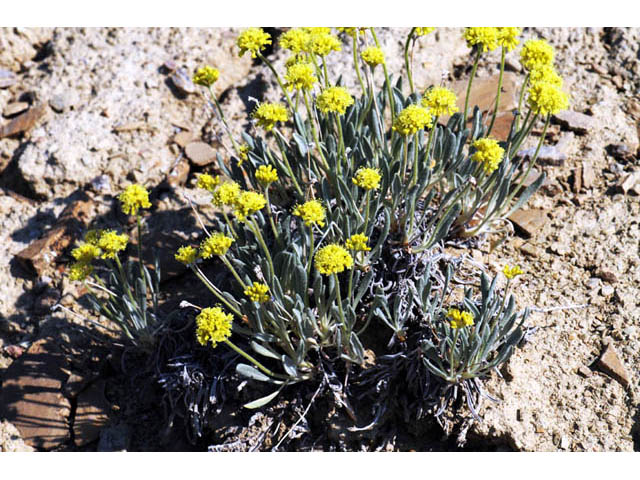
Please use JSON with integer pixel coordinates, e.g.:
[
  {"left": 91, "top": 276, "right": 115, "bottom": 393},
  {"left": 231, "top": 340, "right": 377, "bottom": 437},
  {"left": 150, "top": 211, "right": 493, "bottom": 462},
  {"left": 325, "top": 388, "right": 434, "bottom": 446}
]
[{"left": 0, "top": 27, "right": 638, "bottom": 451}]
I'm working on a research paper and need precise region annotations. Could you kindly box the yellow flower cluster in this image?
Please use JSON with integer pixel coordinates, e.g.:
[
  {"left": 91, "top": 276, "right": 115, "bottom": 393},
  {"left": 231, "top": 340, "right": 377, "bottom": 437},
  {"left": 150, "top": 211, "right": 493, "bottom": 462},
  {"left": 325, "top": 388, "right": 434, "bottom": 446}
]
[
  {"left": 503, "top": 264, "right": 524, "bottom": 279},
  {"left": 252, "top": 102, "right": 289, "bottom": 131},
  {"left": 197, "top": 173, "right": 221, "bottom": 192},
  {"left": 285, "top": 62, "right": 317, "bottom": 91},
  {"left": 193, "top": 66, "right": 220, "bottom": 87},
  {"left": 200, "top": 232, "right": 234, "bottom": 258},
  {"left": 529, "top": 64, "right": 563, "bottom": 88},
  {"left": 196, "top": 306, "right": 233, "bottom": 347},
  {"left": 237, "top": 143, "right": 250, "bottom": 166},
  {"left": 315, "top": 244, "right": 354, "bottom": 275},
  {"left": 316, "top": 86, "right": 354, "bottom": 115},
  {"left": 463, "top": 27, "right": 499, "bottom": 53},
  {"left": 71, "top": 243, "right": 100, "bottom": 264},
  {"left": 471, "top": 138, "right": 504, "bottom": 174},
  {"left": 527, "top": 81, "right": 569, "bottom": 116},
  {"left": 244, "top": 282, "right": 270, "bottom": 303},
  {"left": 307, "top": 31, "right": 342, "bottom": 56},
  {"left": 212, "top": 181, "right": 241, "bottom": 207},
  {"left": 293, "top": 200, "right": 326, "bottom": 227},
  {"left": 497, "top": 27, "right": 521, "bottom": 52},
  {"left": 520, "top": 39, "right": 554, "bottom": 71},
  {"left": 361, "top": 46, "right": 385, "bottom": 67},
  {"left": 234, "top": 191, "right": 266, "bottom": 222},
  {"left": 447, "top": 308, "right": 474, "bottom": 329},
  {"left": 97, "top": 230, "right": 129, "bottom": 259},
  {"left": 255, "top": 165, "right": 279, "bottom": 186},
  {"left": 175, "top": 245, "right": 198, "bottom": 265},
  {"left": 392, "top": 105, "right": 432, "bottom": 136},
  {"left": 414, "top": 27, "right": 435, "bottom": 37},
  {"left": 422, "top": 87, "right": 458, "bottom": 117},
  {"left": 352, "top": 167, "right": 381, "bottom": 190},
  {"left": 280, "top": 28, "right": 311, "bottom": 53},
  {"left": 345, "top": 234, "right": 370, "bottom": 252},
  {"left": 237, "top": 27, "right": 271, "bottom": 58},
  {"left": 69, "top": 262, "right": 93, "bottom": 281},
  {"left": 118, "top": 184, "right": 151, "bottom": 216}
]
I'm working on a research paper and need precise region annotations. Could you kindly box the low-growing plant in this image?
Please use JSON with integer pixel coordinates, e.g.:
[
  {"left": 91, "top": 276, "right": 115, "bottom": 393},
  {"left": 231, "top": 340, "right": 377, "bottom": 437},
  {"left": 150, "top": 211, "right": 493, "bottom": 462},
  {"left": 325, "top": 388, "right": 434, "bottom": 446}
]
[{"left": 68, "top": 27, "right": 567, "bottom": 433}]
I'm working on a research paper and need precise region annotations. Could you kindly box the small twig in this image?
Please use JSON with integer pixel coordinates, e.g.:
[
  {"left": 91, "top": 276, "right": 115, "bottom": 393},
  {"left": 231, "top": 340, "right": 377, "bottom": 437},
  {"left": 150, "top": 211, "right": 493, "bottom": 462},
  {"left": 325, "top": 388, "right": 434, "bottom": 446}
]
[{"left": 182, "top": 191, "right": 211, "bottom": 237}]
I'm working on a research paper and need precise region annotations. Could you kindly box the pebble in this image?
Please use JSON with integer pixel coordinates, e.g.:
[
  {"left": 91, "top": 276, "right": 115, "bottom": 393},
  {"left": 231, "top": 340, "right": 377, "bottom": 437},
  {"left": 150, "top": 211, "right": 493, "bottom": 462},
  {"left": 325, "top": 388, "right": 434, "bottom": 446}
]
[
  {"left": 3, "top": 102, "right": 29, "bottom": 117},
  {"left": 48, "top": 94, "right": 68, "bottom": 113},
  {"left": 553, "top": 110, "right": 594, "bottom": 135},
  {"left": 169, "top": 67, "right": 196, "bottom": 95},
  {"left": 173, "top": 131, "right": 194, "bottom": 148},
  {"left": 595, "top": 343, "right": 630, "bottom": 388},
  {"left": 0, "top": 69, "right": 17, "bottom": 88},
  {"left": 595, "top": 268, "right": 617, "bottom": 284},
  {"left": 600, "top": 285, "right": 614, "bottom": 296},
  {"left": 0, "top": 103, "right": 47, "bottom": 138},
  {"left": 90, "top": 175, "right": 112, "bottom": 193},
  {"left": 617, "top": 171, "right": 640, "bottom": 195},
  {"left": 185, "top": 141, "right": 216, "bottom": 166},
  {"left": 586, "top": 278, "right": 600, "bottom": 290},
  {"left": 509, "top": 208, "right": 548, "bottom": 239},
  {"left": 517, "top": 145, "right": 566, "bottom": 167},
  {"left": 581, "top": 162, "right": 596, "bottom": 189}
]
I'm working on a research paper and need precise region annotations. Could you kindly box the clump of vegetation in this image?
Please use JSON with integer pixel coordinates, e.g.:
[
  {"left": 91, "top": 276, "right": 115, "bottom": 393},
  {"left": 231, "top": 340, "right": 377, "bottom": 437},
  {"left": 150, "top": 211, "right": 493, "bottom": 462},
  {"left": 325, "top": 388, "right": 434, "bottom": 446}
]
[{"left": 67, "top": 27, "right": 567, "bottom": 443}]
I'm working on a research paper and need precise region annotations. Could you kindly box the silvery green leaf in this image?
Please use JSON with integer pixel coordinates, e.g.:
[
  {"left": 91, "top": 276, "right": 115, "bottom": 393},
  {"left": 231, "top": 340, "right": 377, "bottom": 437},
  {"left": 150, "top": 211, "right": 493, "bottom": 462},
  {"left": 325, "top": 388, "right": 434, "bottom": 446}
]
[
  {"left": 243, "top": 388, "right": 282, "bottom": 409},
  {"left": 251, "top": 341, "right": 281, "bottom": 360},
  {"left": 236, "top": 363, "right": 271, "bottom": 382}
]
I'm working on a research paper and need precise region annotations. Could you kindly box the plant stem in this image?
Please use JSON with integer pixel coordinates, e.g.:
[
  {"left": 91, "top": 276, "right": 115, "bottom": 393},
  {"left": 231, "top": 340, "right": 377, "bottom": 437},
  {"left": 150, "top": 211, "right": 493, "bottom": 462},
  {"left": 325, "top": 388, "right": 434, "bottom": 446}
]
[
  {"left": 264, "top": 187, "right": 280, "bottom": 243},
  {"left": 370, "top": 28, "right": 395, "bottom": 123},
  {"left": 224, "top": 339, "right": 287, "bottom": 380},
  {"left": 306, "top": 225, "right": 315, "bottom": 276},
  {"left": 222, "top": 211, "right": 238, "bottom": 239},
  {"left": 404, "top": 28, "right": 416, "bottom": 93},
  {"left": 274, "top": 131, "right": 304, "bottom": 197},
  {"left": 208, "top": 86, "right": 239, "bottom": 155},
  {"left": 515, "top": 72, "right": 530, "bottom": 132},
  {"left": 334, "top": 113, "right": 347, "bottom": 177},
  {"left": 352, "top": 33, "right": 366, "bottom": 95},
  {"left": 410, "top": 131, "right": 420, "bottom": 187},
  {"left": 424, "top": 117, "right": 438, "bottom": 169},
  {"left": 449, "top": 329, "right": 460, "bottom": 380},
  {"left": 192, "top": 265, "right": 242, "bottom": 317},
  {"left": 334, "top": 273, "right": 349, "bottom": 343},
  {"left": 487, "top": 47, "right": 506, "bottom": 136},
  {"left": 463, "top": 49, "right": 481, "bottom": 127},
  {"left": 136, "top": 213, "right": 145, "bottom": 285},
  {"left": 302, "top": 90, "right": 330, "bottom": 170},
  {"left": 220, "top": 255, "right": 247, "bottom": 289},
  {"left": 508, "top": 114, "right": 550, "bottom": 203},
  {"left": 257, "top": 52, "right": 294, "bottom": 112},
  {"left": 248, "top": 218, "right": 275, "bottom": 282}
]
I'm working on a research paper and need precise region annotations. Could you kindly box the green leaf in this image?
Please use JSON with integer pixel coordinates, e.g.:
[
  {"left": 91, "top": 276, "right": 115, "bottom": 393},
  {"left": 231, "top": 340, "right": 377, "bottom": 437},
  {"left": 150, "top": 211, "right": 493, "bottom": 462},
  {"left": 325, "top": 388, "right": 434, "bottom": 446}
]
[{"left": 244, "top": 388, "right": 282, "bottom": 409}]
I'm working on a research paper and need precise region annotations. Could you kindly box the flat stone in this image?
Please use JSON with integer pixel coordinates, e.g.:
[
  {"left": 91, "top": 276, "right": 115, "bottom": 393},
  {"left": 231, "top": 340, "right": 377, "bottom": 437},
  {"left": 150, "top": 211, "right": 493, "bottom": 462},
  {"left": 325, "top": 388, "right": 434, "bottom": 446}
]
[
  {"left": 490, "top": 112, "right": 516, "bottom": 141},
  {"left": 517, "top": 145, "right": 566, "bottom": 167},
  {"left": 553, "top": 110, "right": 594, "bottom": 135},
  {"left": 169, "top": 67, "right": 196, "bottom": 95},
  {"left": 618, "top": 171, "right": 640, "bottom": 195},
  {"left": 3, "top": 102, "right": 29, "bottom": 117},
  {"left": 572, "top": 166, "right": 582, "bottom": 193},
  {"left": 600, "top": 285, "right": 615, "bottom": 297},
  {"left": 0, "top": 338, "right": 71, "bottom": 450},
  {"left": 519, "top": 243, "right": 540, "bottom": 258},
  {"left": 576, "top": 366, "right": 592, "bottom": 378},
  {"left": 15, "top": 190, "right": 92, "bottom": 277},
  {"left": 185, "top": 141, "right": 216, "bottom": 166},
  {"left": 607, "top": 143, "right": 635, "bottom": 162},
  {"left": 509, "top": 208, "right": 548, "bottom": 239},
  {"left": 165, "top": 156, "right": 190, "bottom": 187},
  {"left": 0, "top": 103, "right": 47, "bottom": 138},
  {"left": 594, "top": 343, "right": 630, "bottom": 388},
  {"left": 173, "top": 131, "right": 194, "bottom": 148},
  {"left": 73, "top": 380, "right": 111, "bottom": 447},
  {"left": 581, "top": 162, "right": 596, "bottom": 189},
  {"left": 450, "top": 72, "right": 518, "bottom": 122},
  {"left": 0, "top": 69, "right": 17, "bottom": 88},
  {"left": 595, "top": 268, "right": 617, "bottom": 284}
]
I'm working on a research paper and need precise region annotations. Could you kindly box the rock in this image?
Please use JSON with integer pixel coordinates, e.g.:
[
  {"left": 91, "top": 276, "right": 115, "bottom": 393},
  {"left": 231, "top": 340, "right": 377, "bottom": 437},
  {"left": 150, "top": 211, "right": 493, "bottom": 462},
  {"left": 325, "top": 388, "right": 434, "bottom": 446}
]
[
  {"left": 594, "top": 343, "right": 630, "bottom": 388},
  {"left": 165, "top": 156, "right": 190, "bottom": 188},
  {"left": 581, "top": 162, "right": 596, "bottom": 189},
  {"left": 618, "top": 171, "right": 640, "bottom": 195},
  {"left": 451, "top": 72, "right": 518, "bottom": 122},
  {"left": 600, "top": 285, "right": 614, "bottom": 297},
  {"left": 490, "top": 112, "right": 516, "bottom": 141},
  {"left": 49, "top": 94, "right": 68, "bottom": 113},
  {"left": 3, "top": 102, "right": 29, "bottom": 117},
  {"left": 553, "top": 110, "right": 594, "bottom": 135},
  {"left": 555, "top": 132, "right": 575, "bottom": 154},
  {"left": 0, "top": 69, "right": 18, "bottom": 88},
  {"left": 14, "top": 191, "right": 92, "bottom": 278},
  {"left": 0, "top": 338, "right": 71, "bottom": 450},
  {"left": 98, "top": 423, "right": 131, "bottom": 452},
  {"left": 0, "top": 420, "right": 35, "bottom": 452},
  {"left": 517, "top": 145, "right": 566, "bottom": 167},
  {"left": 509, "top": 208, "right": 548, "bottom": 239},
  {"left": 173, "top": 131, "right": 194, "bottom": 148},
  {"left": 185, "top": 141, "right": 216, "bottom": 166},
  {"left": 571, "top": 166, "right": 582, "bottom": 193},
  {"left": 89, "top": 175, "right": 112, "bottom": 194},
  {"left": 550, "top": 241, "right": 569, "bottom": 256},
  {"left": 73, "top": 380, "right": 111, "bottom": 447},
  {"left": 4, "top": 345, "right": 25, "bottom": 359},
  {"left": 595, "top": 268, "right": 617, "bottom": 284},
  {"left": 63, "top": 372, "right": 91, "bottom": 399},
  {"left": 606, "top": 143, "right": 635, "bottom": 163},
  {"left": 169, "top": 67, "right": 196, "bottom": 95},
  {"left": 576, "top": 366, "right": 592, "bottom": 378},
  {"left": 518, "top": 243, "right": 540, "bottom": 258},
  {"left": 0, "top": 103, "right": 47, "bottom": 138}
]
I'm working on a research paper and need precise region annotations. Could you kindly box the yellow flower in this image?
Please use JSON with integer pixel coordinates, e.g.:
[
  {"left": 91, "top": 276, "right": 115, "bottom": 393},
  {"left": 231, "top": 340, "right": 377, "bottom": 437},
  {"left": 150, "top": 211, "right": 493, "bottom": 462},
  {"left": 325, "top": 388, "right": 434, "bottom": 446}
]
[
  {"left": 352, "top": 167, "right": 381, "bottom": 190},
  {"left": 447, "top": 307, "right": 474, "bottom": 329},
  {"left": 118, "top": 184, "right": 151, "bottom": 216},
  {"left": 307, "top": 32, "right": 342, "bottom": 56},
  {"left": 293, "top": 200, "right": 326, "bottom": 227},
  {"left": 193, "top": 66, "right": 220, "bottom": 87},
  {"left": 414, "top": 27, "right": 435, "bottom": 37},
  {"left": 471, "top": 138, "right": 504, "bottom": 174},
  {"left": 244, "top": 282, "right": 270, "bottom": 303},
  {"left": 503, "top": 264, "right": 524, "bottom": 279},
  {"left": 97, "top": 230, "right": 129, "bottom": 259},
  {"left": 315, "top": 244, "right": 354, "bottom": 275},
  {"left": 302, "top": 27, "right": 331, "bottom": 35},
  {"left": 84, "top": 229, "right": 103, "bottom": 247},
  {"left": 234, "top": 191, "right": 266, "bottom": 222},
  {"left": 392, "top": 105, "right": 433, "bottom": 136},
  {"left": 316, "top": 86, "right": 354, "bottom": 115},
  {"left": 175, "top": 245, "right": 198, "bottom": 265},
  {"left": 361, "top": 46, "right": 385, "bottom": 67},
  {"left": 497, "top": 27, "right": 521, "bottom": 52},
  {"left": 196, "top": 173, "right": 221, "bottom": 192},
  {"left": 68, "top": 262, "right": 93, "bottom": 282},
  {"left": 422, "top": 87, "right": 459, "bottom": 117},
  {"left": 255, "top": 165, "right": 279, "bottom": 186},
  {"left": 212, "top": 181, "right": 241, "bottom": 207},
  {"left": 520, "top": 39, "right": 554, "bottom": 71},
  {"left": 527, "top": 82, "right": 569, "bottom": 116},
  {"left": 237, "top": 143, "right": 250, "bottom": 166},
  {"left": 252, "top": 102, "right": 289, "bottom": 131},
  {"left": 345, "top": 234, "right": 370, "bottom": 252},
  {"left": 285, "top": 62, "right": 318, "bottom": 91},
  {"left": 195, "top": 306, "right": 233, "bottom": 347},
  {"left": 200, "top": 232, "right": 234, "bottom": 258},
  {"left": 337, "top": 27, "right": 368, "bottom": 37},
  {"left": 280, "top": 28, "right": 311, "bottom": 53},
  {"left": 71, "top": 243, "right": 100, "bottom": 264},
  {"left": 237, "top": 27, "right": 271, "bottom": 58},
  {"left": 463, "top": 27, "right": 499, "bottom": 53}
]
